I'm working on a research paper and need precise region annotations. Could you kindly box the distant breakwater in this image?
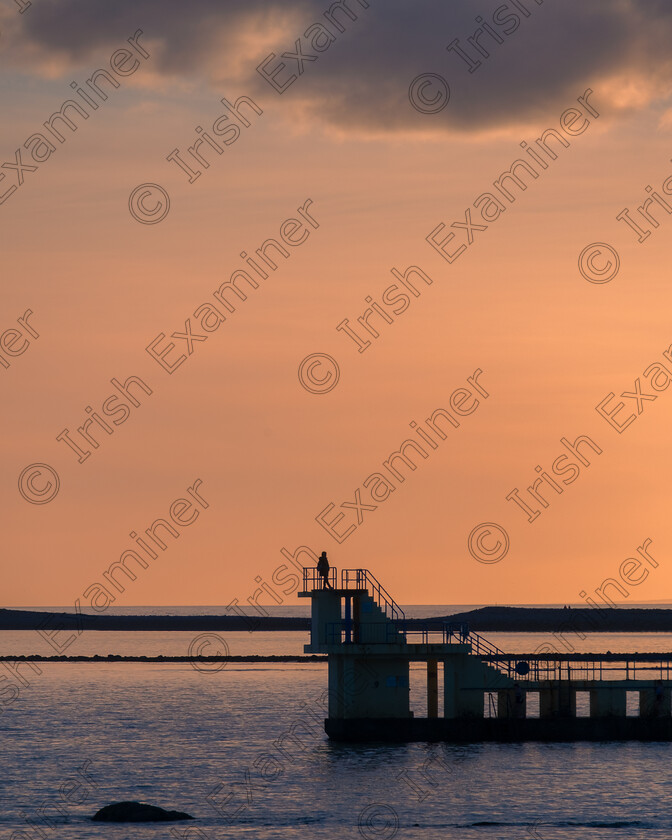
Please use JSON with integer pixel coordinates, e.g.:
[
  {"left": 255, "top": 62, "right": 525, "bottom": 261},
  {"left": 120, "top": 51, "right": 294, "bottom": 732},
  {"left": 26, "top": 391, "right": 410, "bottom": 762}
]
[
  {"left": 3, "top": 606, "right": 672, "bottom": 632},
  {"left": 440, "top": 606, "right": 672, "bottom": 634},
  {"left": 0, "top": 608, "right": 310, "bottom": 631}
]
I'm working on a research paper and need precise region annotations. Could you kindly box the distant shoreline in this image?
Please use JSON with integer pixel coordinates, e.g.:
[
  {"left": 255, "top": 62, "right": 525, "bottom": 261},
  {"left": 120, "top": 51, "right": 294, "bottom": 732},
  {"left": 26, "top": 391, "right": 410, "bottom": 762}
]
[
  {"left": 0, "top": 608, "right": 310, "bottom": 631},
  {"left": 4, "top": 605, "right": 672, "bottom": 632}
]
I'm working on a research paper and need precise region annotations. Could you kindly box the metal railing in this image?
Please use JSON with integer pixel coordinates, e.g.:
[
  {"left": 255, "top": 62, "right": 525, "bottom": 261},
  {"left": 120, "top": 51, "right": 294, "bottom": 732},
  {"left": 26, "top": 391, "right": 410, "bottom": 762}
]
[
  {"left": 341, "top": 569, "right": 405, "bottom": 622},
  {"left": 443, "top": 623, "right": 672, "bottom": 684},
  {"left": 445, "top": 622, "right": 536, "bottom": 682},
  {"left": 324, "top": 621, "right": 467, "bottom": 646},
  {"left": 302, "top": 566, "right": 337, "bottom": 592},
  {"left": 301, "top": 567, "right": 404, "bottom": 624},
  {"left": 480, "top": 655, "right": 672, "bottom": 684},
  {"left": 445, "top": 622, "right": 506, "bottom": 659},
  {"left": 326, "top": 620, "right": 406, "bottom": 645},
  {"left": 404, "top": 627, "right": 446, "bottom": 645}
]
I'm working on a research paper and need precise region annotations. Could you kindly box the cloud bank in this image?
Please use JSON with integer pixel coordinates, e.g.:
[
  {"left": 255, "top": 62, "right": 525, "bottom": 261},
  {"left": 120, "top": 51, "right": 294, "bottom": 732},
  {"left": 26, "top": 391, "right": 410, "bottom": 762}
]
[{"left": 3, "top": 0, "right": 672, "bottom": 135}]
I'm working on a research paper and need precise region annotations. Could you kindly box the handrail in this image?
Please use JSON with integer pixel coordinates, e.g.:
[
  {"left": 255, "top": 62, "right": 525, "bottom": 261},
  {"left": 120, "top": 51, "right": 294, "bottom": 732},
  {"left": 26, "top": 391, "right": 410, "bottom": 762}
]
[
  {"left": 446, "top": 623, "right": 672, "bottom": 683},
  {"left": 326, "top": 620, "right": 406, "bottom": 645},
  {"left": 341, "top": 569, "right": 405, "bottom": 622},
  {"left": 445, "top": 622, "right": 505, "bottom": 658},
  {"left": 445, "top": 622, "right": 534, "bottom": 681},
  {"left": 302, "top": 566, "right": 337, "bottom": 592}
]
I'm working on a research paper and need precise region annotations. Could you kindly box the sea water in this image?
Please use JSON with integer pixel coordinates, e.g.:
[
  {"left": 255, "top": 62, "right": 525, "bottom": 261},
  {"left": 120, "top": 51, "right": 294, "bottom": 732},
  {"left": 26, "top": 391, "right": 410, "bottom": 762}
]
[{"left": 3, "top": 608, "right": 672, "bottom": 839}]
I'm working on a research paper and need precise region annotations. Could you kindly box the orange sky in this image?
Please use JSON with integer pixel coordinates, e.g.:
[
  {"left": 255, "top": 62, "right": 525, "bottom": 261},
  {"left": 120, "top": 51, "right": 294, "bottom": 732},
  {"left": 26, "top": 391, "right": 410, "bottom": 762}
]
[{"left": 2, "top": 0, "right": 672, "bottom": 607}]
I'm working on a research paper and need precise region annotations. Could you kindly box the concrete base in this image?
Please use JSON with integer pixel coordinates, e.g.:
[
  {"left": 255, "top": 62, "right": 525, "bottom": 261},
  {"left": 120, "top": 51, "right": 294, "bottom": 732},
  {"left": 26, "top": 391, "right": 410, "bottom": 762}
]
[
  {"left": 589, "top": 687, "right": 627, "bottom": 718},
  {"left": 640, "top": 687, "right": 671, "bottom": 718},
  {"left": 539, "top": 685, "right": 576, "bottom": 718},
  {"left": 498, "top": 687, "right": 526, "bottom": 719},
  {"left": 325, "top": 716, "right": 672, "bottom": 743}
]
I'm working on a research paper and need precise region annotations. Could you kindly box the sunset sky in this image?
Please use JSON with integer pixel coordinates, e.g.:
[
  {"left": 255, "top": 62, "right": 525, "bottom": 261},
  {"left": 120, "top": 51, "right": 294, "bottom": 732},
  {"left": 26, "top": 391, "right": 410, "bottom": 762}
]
[{"left": 2, "top": 0, "right": 672, "bottom": 608}]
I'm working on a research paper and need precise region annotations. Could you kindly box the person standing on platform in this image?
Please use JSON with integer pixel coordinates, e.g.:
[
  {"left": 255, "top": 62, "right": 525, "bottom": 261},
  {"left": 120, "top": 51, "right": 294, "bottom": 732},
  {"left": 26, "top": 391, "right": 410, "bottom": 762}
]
[{"left": 317, "top": 551, "right": 333, "bottom": 589}]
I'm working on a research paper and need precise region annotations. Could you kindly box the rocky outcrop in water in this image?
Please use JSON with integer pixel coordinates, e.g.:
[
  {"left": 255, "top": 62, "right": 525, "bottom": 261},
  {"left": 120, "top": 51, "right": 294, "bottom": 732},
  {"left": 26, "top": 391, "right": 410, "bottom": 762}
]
[{"left": 91, "top": 801, "right": 194, "bottom": 822}]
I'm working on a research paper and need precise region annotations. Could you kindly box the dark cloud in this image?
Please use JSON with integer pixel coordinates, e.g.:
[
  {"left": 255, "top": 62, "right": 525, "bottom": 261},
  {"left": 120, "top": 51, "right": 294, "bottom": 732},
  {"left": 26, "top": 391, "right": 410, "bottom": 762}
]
[{"left": 6, "top": 0, "right": 672, "bottom": 133}]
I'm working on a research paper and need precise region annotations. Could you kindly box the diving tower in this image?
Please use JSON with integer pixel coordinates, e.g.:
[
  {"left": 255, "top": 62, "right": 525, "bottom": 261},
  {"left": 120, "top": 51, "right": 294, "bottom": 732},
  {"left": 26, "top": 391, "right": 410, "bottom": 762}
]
[{"left": 299, "top": 566, "right": 672, "bottom": 742}]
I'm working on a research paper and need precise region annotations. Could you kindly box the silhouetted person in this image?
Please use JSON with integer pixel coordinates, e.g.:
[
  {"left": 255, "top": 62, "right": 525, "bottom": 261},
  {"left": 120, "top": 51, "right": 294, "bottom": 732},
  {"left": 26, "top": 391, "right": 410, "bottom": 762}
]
[{"left": 317, "top": 551, "right": 332, "bottom": 589}]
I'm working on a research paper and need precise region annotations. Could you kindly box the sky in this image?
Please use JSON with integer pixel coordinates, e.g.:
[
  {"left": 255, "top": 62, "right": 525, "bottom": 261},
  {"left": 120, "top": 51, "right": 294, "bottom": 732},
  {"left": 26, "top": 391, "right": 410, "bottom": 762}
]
[{"left": 2, "top": 0, "right": 672, "bottom": 608}]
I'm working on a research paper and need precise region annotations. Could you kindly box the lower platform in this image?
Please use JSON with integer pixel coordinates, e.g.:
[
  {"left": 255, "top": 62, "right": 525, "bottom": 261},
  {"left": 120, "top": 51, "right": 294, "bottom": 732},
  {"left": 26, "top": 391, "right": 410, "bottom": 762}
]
[{"left": 325, "top": 717, "right": 672, "bottom": 743}]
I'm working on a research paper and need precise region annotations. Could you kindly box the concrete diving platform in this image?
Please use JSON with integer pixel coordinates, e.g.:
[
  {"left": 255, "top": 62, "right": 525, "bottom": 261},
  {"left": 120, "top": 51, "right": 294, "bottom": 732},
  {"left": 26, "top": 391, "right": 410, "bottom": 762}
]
[{"left": 299, "top": 566, "right": 672, "bottom": 742}]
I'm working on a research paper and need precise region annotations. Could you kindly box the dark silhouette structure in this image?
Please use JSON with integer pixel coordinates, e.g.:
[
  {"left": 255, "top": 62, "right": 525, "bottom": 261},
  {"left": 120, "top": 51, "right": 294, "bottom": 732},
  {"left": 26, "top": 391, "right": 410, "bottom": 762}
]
[{"left": 300, "top": 566, "right": 672, "bottom": 742}]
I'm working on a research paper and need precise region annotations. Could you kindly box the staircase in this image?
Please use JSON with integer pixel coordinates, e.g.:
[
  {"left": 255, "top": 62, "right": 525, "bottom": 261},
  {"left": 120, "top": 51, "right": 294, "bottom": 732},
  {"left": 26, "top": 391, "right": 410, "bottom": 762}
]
[
  {"left": 445, "top": 622, "right": 534, "bottom": 683},
  {"left": 310, "top": 569, "right": 407, "bottom": 646},
  {"left": 350, "top": 591, "right": 406, "bottom": 644},
  {"left": 341, "top": 569, "right": 405, "bottom": 621}
]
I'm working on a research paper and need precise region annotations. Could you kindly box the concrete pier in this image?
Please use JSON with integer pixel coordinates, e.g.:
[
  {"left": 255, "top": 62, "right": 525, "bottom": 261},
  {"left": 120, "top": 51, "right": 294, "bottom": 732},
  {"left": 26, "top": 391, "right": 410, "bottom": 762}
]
[
  {"left": 324, "top": 717, "right": 672, "bottom": 742},
  {"left": 299, "top": 566, "right": 672, "bottom": 743}
]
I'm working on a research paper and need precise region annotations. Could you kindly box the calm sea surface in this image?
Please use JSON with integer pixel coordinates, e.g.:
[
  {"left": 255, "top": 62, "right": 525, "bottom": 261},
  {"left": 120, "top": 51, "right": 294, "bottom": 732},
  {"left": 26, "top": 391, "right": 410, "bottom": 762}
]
[{"left": 3, "top": 605, "right": 672, "bottom": 839}]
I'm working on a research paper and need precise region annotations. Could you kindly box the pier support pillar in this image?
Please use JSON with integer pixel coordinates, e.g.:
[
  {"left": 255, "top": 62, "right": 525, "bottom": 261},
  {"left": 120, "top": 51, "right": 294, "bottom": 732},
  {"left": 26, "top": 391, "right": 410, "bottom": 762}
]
[
  {"left": 539, "top": 684, "right": 575, "bottom": 718},
  {"left": 497, "top": 685, "right": 526, "bottom": 718},
  {"left": 310, "top": 590, "right": 342, "bottom": 647},
  {"left": 427, "top": 660, "right": 438, "bottom": 718},
  {"left": 639, "top": 686, "right": 671, "bottom": 718},
  {"left": 327, "top": 655, "right": 411, "bottom": 719},
  {"left": 443, "top": 656, "right": 485, "bottom": 719},
  {"left": 589, "top": 687, "right": 626, "bottom": 718}
]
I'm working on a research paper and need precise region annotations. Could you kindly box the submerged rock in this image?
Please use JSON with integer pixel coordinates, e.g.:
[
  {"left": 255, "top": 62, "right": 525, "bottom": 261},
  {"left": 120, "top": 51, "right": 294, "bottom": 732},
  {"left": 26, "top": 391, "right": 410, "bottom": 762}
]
[{"left": 91, "top": 801, "right": 194, "bottom": 822}]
